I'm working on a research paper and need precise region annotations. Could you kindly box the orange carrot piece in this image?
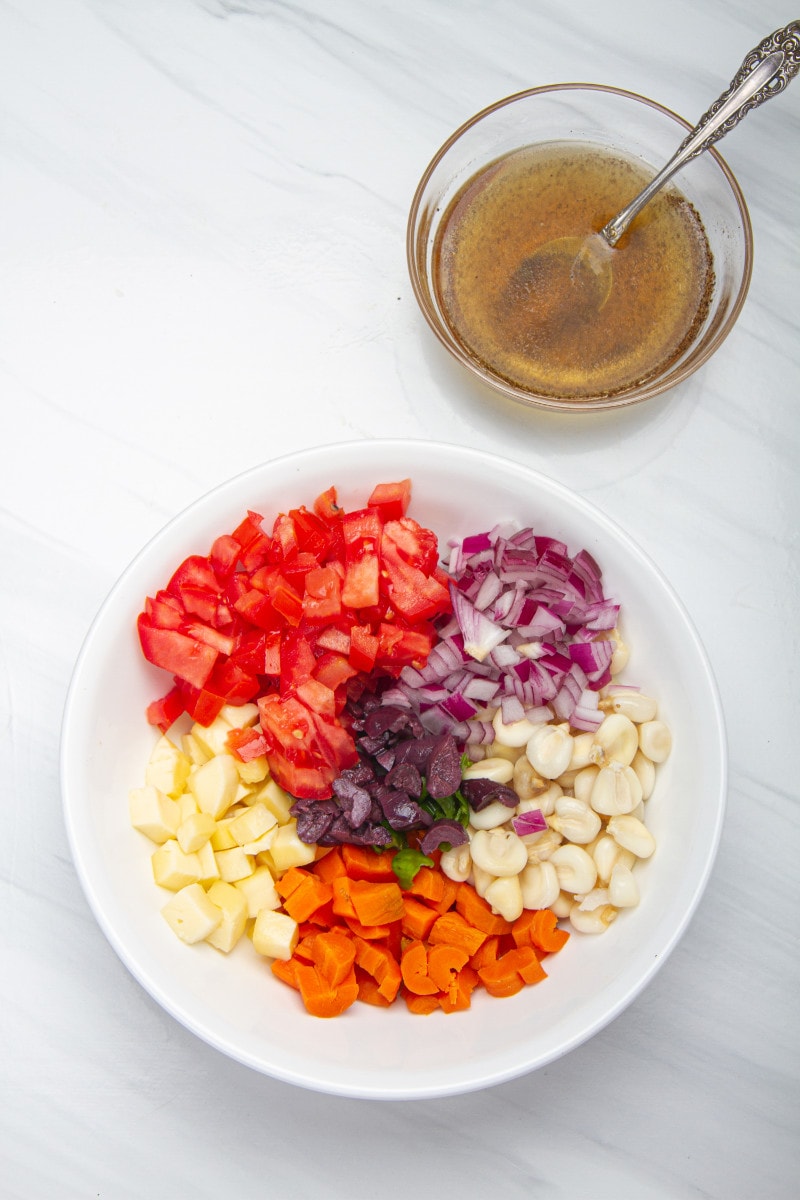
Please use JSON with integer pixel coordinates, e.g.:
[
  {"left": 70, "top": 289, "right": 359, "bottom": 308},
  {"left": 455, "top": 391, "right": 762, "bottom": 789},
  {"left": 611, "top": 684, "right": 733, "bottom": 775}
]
[
  {"left": 455, "top": 884, "right": 513, "bottom": 935},
  {"left": 438, "top": 964, "right": 480, "bottom": 1013},
  {"left": 401, "top": 895, "right": 439, "bottom": 942},
  {"left": 356, "top": 971, "right": 393, "bottom": 1007},
  {"left": 274, "top": 865, "right": 311, "bottom": 901},
  {"left": 531, "top": 908, "right": 570, "bottom": 954},
  {"left": 404, "top": 992, "right": 440, "bottom": 1015},
  {"left": 305, "top": 899, "right": 336, "bottom": 928},
  {"left": 428, "top": 911, "right": 487, "bottom": 957},
  {"left": 400, "top": 939, "right": 439, "bottom": 995},
  {"left": 511, "top": 908, "right": 538, "bottom": 949},
  {"left": 341, "top": 844, "right": 397, "bottom": 882},
  {"left": 353, "top": 936, "right": 402, "bottom": 1002},
  {"left": 344, "top": 916, "right": 393, "bottom": 940},
  {"left": 407, "top": 866, "right": 445, "bottom": 905},
  {"left": 294, "top": 961, "right": 359, "bottom": 1018},
  {"left": 293, "top": 934, "right": 318, "bottom": 963},
  {"left": 477, "top": 956, "right": 525, "bottom": 998},
  {"left": 427, "top": 943, "right": 470, "bottom": 995},
  {"left": 311, "top": 930, "right": 356, "bottom": 988},
  {"left": 426, "top": 874, "right": 461, "bottom": 916},
  {"left": 312, "top": 846, "right": 347, "bottom": 884},
  {"left": 331, "top": 875, "right": 358, "bottom": 921},
  {"left": 513, "top": 945, "right": 548, "bottom": 986},
  {"left": 280, "top": 873, "right": 334, "bottom": 923},
  {"left": 349, "top": 878, "right": 405, "bottom": 927},
  {"left": 469, "top": 934, "right": 500, "bottom": 971},
  {"left": 271, "top": 957, "right": 299, "bottom": 990}
]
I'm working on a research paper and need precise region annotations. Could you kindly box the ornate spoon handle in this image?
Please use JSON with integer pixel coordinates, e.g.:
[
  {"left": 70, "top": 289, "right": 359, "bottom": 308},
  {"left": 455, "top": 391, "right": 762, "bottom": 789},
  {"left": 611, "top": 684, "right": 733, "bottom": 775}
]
[{"left": 602, "top": 21, "right": 800, "bottom": 246}]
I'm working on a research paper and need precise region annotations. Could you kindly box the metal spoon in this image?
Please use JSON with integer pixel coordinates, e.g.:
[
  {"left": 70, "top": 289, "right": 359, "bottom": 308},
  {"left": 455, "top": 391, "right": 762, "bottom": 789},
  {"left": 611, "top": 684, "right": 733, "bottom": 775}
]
[{"left": 515, "top": 21, "right": 800, "bottom": 313}]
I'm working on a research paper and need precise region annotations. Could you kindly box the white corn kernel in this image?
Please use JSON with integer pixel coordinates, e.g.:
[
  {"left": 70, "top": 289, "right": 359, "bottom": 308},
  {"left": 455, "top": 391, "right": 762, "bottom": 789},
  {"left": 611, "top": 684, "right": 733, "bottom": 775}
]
[
  {"left": 548, "top": 844, "right": 597, "bottom": 895},
  {"left": 470, "top": 827, "right": 528, "bottom": 877},
  {"left": 519, "top": 861, "right": 560, "bottom": 910},
  {"left": 462, "top": 756, "right": 515, "bottom": 785},
  {"left": 602, "top": 688, "right": 658, "bottom": 723},
  {"left": 521, "top": 827, "right": 563, "bottom": 862},
  {"left": 608, "top": 629, "right": 629, "bottom": 674},
  {"left": 470, "top": 863, "right": 495, "bottom": 898},
  {"left": 485, "top": 874, "right": 524, "bottom": 922},
  {"left": 512, "top": 755, "right": 549, "bottom": 801},
  {"left": 592, "top": 834, "right": 635, "bottom": 885},
  {"left": 469, "top": 800, "right": 516, "bottom": 830},
  {"left": 569, "top": 902, "right": 618, "bottom": 933},
  {"left": 572, "top": 765, "right": 599, "bottom": 805},
  {"left": 576, "top": 887, "right": 611, "bottom": 912},
  {"left": 492, "top": 710, "right": 540, "bottom": 748},
  {"left": 590, "top": 762, "right": 643, "bottom": 816},
  {"left": 568, "top": 731, "right": 596, "bottom": 772},
  {"left": 439, "top": 842, "right": 472, "bottom": 883},
  {"left": 590, "top": 713, "right": 639, "bottom": 767},
  {"left": 609, "top": 863, "right": 640, "bottom": 907},
  {"left": 631, "top": 749, "right": 656, "bottom": 800},
  {"left": 526, "top": 723, "right": 574, "bottom": 780},
  {"left": 551, "top": 890, "right": 574, "bottom": 919},
  {"left": 639, "top": 720, "right": 672, "bottom": 763},
  {"left": 607, "top": 814, "right": 656, "bottom": 859},
  {"left": 549, "top": 796, "right": 602, "bottom": 845}
]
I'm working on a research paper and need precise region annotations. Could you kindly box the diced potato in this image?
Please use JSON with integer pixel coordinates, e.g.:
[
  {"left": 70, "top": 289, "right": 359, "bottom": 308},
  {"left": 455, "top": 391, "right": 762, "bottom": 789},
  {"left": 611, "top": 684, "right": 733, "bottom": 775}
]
[
  {"left": 252, "top": 909, "right": 298, "bottom": 960},
  {"left": 235, "top": 756, "right": 270, "bottom": 785},
  {"left": 177, "top": 811, "right": 216, "bottom": 854},
  {"left": 270, "top": 819, "right": 317, "bottom": 872},
  {"left": 152, "top": 840, "right": 201, "bottom": 890},
  {"left": 195, "top": 840, "right": 221, "bottom": 886},
  {"left": 178, "top": 792, "right": 199, "bottom": 821},
  {"left": 255, "top": 779, "right": 295, "bottom": 826},
  {"left": 214, "top": 845, "right": 255, "bottom": 883},
  {"left": 234, "top": 781, "right": 255, "bottom": 804},
  {"left": 161, "top": 883, "right": 221, "bottom": 944},
  {"left": 181, "top": 732, "right": 210, "bottom": 766},
  {"left": 242, "top": 828, "right": 277, "bottom": 856},
  {"left": 145, "top": 736, "right": 192, "bottom": 798},
  {"left": 234, "top": 864, "right": 280, "bottom": 919},
  {"left": 129, "top": 786, "right": 180, "bottom": 844},
  {"left": 205, "top": 880, "right": 248, "bottom": 953},
  {"left": 188, "top": 753, "right": 240, "bottom": 819},
  {"left": 210, "top": 817, "right": 238, "bottom": 851},
  {"left": 217, "top": 702, "right": 260, "bottom": 728},
  {"left": 229, "top": 803, "right": 277, "bottom": 847},
  {"left": 191, "top": 716, "right": 234, "bottom": 758}
]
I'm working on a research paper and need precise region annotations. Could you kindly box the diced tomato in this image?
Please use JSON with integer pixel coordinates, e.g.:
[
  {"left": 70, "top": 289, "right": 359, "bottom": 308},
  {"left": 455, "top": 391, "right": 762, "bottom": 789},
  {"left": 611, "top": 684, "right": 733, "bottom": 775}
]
[
  {"left": 137, "top": 614, "right": 219, "bottom": 689},
  {"left": 145, "top": 685, "right": 185, "bottom": 732},
  {"left": 227, "top": 726, "right": 270, "bottom": 762},
  {"left": 315, "top": 624, "right": 351, "bottom": 655},
  {"left": 271, "top": 513, "right": 299, "bottom": 561},
  {"left": 301, "top": 564, "right": 342, "bottom": 623},
  {"left": 280, "top": 631, "right": 317, "bottom": 695},
  {"left": 296, "top": 677, "right": 336, "bottom": 718},
  {"left": 367, "top": 479, "right": 411, "bottom": 521},
  {"left": 209, "top": 534, "right": 241, "bottom": 578},
  {"left": 379, "top": 537, "right": 451, "bottom": 622},
  {"left": 257, "top": 693, "right": 358, "bottom": 799},
  {"left": 176, "top": 679, "right": 227, "bottom": 726},
  {"left": 233, "top": 587, "right": 281, "bottom": 631},
  {"left": 349, "top": 624, "right": 379, "bottom": 673},
  {"left": 180, "top": 621, "right": 235, "bottom": 657},
  {"left": 145, "top": 590, "right": 184, "bottom": 630},
  {"left": 383, "top": 517, "right": 439, "bottom": 574},
  {"left": 341, "top": 553, "right": 380, "bottom": 609},
  {"left": 290, "top": 506, "right": 335, "bottom": 560},
  {"left": 312, "top": 651, "right": 358, "bottom": 693},
  {"left": 166, "top": 554, "right": 220, "bottom": 600},
  {"left": 313, "top": 485, "right": 340, "bottom": 520}
]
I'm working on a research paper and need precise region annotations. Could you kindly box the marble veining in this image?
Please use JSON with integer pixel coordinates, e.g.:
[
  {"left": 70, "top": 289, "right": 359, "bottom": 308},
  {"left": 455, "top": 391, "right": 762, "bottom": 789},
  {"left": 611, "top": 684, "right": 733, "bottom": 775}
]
[{"left": 1, "top": 1, "right": 798, "bottom": 1197}]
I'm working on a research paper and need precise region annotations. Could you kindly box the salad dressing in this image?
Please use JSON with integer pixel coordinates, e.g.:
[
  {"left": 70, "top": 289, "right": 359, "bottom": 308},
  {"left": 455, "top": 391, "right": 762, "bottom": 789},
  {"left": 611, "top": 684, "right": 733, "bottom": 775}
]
[{"left": 433, "top": 142, "right": 715, "bottom": 399}]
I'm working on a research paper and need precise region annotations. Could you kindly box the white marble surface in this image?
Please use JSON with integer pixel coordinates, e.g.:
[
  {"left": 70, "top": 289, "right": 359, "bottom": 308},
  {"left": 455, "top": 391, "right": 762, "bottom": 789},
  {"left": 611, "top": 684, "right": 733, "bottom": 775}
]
[{"left": 1, "top": 1, "right": 798, "bottom": 1196}]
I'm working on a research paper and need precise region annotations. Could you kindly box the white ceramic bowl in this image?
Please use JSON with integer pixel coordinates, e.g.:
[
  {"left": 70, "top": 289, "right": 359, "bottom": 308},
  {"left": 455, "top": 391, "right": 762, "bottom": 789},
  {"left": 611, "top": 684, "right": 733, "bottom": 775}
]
[{"left": 61, "top": 440, "right": 726, "bottom": 1099}]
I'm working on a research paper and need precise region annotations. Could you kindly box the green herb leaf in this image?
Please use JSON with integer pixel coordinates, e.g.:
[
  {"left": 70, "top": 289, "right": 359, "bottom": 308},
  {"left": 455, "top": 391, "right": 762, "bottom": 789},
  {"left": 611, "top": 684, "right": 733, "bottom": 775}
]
[{"left": 392, "top": 848, "right": 434, "bottom": 889}]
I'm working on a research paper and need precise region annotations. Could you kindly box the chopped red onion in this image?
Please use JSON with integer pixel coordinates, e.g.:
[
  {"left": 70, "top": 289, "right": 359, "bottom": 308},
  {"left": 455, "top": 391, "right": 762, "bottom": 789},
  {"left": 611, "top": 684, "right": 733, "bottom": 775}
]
[{"left": 512, "top": 809, "right": 548, "bottom": 836}]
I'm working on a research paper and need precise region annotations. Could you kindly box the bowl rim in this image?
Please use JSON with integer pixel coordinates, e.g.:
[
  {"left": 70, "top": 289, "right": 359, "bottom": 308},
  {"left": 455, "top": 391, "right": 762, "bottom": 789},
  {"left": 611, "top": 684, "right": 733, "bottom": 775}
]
[
  {"left": 406, "top": 81, "right": 754, "bottom": 413},
  {"left": 60, "top": 438, "right": 729, "bottom": 1098}
]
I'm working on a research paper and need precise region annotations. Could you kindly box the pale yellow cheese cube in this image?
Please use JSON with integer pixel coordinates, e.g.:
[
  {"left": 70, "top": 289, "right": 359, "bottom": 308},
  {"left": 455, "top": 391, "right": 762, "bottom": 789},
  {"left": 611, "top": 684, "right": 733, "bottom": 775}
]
[
  {"left": 151, "top": 840, "right": 201, "bottom": 890},
  {"left": 177, "top": 792, "right": 200, "bottom": 821},
  {"left": 145, "top": 735, "right": 191, "bottom": 798},
  {"left": 129, "top": 786, "right": 180, "bottom": 844},
  {"left": 205, "top": 880, "right": 248, "bottom": 953},
  {"left": 255, "top": 779, "right": 295, "bottom": 826},
  {"left": 181, "top": 732, "right": 210, "bottom": 766},
  {"left": 176, "top": 811, "right": 216, "bottom": 854},
  {"left": 242, "top": 829, "right": 277, "bottom": 856},
  {"left": 217, "top": 702, "right": 260, "bottom": 728},
  {"left": 191, "top": 716, "right": 234, "bottom": 758},
  {"left": 234, "top": 864, "right": 280, "bottom": 919},
  {"left": 235, "top": 756, "right": 269, "bottom": 785},
  {"left": 270, "top": 819, "right": 317, "bottom": 872},
  {"left": 252, "top": 909, "right": 299, "bottom": 960},
  {"left": 214, "top": 845, "right": 255, "bottom": 883},
  {"left": 188, "top": 753, "right": 240, "bottom": 819},
  {"left": 161, "top": 883, "right": 221, "bottom": 944},
  {"left": 195, "top": 840, "right": 221, "bottom": 886},
  {"left": 229, "top": 803, "right": 277, "bottom": 847},
  {"left": 210, "top": 817, "right": 238, "bottom": 851}
]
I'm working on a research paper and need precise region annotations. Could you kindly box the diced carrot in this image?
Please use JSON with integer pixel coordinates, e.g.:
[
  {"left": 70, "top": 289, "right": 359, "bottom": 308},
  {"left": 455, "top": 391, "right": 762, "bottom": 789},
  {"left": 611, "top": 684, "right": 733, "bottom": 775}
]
[
  {"left": 511, "top": 908, "right": 538, "bottom": 949},
  {"left": 404, "top": 992, "right": 440, "bottom": 1015},
  {"left": 531, "top": 908, "right": 570, "bottom": 954},
  {"left": 427, "top": 943, "right": 470, "bottom": 995},
  {"left": 341, "top": 844, "right": 397, "bottom": 882},
  {"left": 425, "top": 874, "right": 461, "bottom": 916},
  {"left": 270, "top": 957, "right": 299, "bottom": 989},
  {"left": 469, "top": 934, "right": 500, "bottom": 971},
  {"left": 295, "top": 961, "right": 359, "bottom": 1017},
  {"left": 428, "top": 911, "right": 487, "bottom": 957},
  {"left": 356, "top": 971, "right": 393, "bottom": 1007},
  {"left": 311, "top": 930, "right": 356, "bottom": 987},
  {"left": 477, "top": 956, "right": 525, "bottom": 998},
  {"left": 274, "top": 865, "right": 310, "bottom": 901},
  {"left": 331, "top": 875, "right": 358, "bottom": 921},
  {"left": 455, "top": 884, "right": 513, "bottom": 935},
  {"left": 353, "top": 936, "right": 402, "bottom": 1002},
  {"left": 401, "top": 895, "right": 439, "bottom": 942},
  {"left": 293, "top": 934, "right": 317, "bottom": 963},
  {"left": 312, "top": 846, "right": 347, "bottom": 884},
  {"left": 400, "top": 939, "right": 438, "bottom": 995},
  {"left": 305, "top": 899, "right": 336, "bottom": 927},
  {"left": 407, "top": 866, "right": 445, "bottom": 905},
  {"left": 513, "top": 945, "right": 548, "bottom": 986},
  {"left": 344, "top": 916, "right": 393, "bottom": 940},
  {"left": 280, "top": 873, "right": 334, "bottom": 923},
  {"left": 438, "top": 964, "right": 480, "bottom": 1013},
  {"left": 349, "top": 878, "right": 405, "bottom": 927}
]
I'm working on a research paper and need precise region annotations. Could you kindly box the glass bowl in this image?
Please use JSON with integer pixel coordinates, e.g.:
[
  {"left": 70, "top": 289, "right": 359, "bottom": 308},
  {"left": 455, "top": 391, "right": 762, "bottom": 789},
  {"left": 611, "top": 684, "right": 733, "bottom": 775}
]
[{"left": 407, "top": 84, "right": 753, "bottom": 413}]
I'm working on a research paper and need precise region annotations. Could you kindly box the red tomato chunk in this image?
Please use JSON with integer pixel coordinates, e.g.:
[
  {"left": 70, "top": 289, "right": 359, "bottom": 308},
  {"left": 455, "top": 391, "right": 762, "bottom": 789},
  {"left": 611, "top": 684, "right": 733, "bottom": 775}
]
[{"left": 137, "top": 480, "right": 450, "bottom": 799}]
